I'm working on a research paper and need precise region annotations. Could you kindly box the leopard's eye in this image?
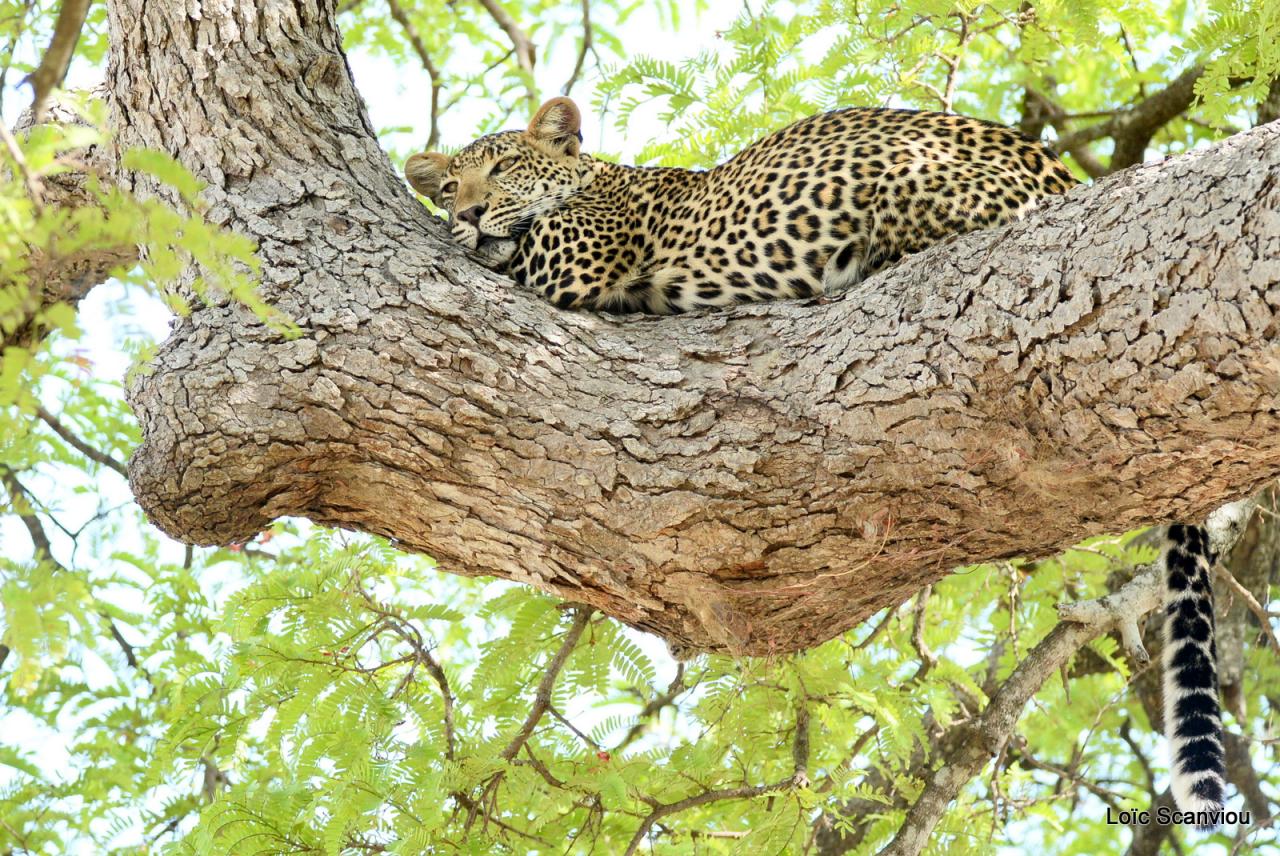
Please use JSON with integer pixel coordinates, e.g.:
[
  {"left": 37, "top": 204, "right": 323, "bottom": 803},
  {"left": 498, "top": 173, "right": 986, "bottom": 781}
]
[
  {"left": 491, "top": 156, "right": 519, "bottom": 175},
  {"left": 441, "top": 180, "right": 458, "bottom": 195}
]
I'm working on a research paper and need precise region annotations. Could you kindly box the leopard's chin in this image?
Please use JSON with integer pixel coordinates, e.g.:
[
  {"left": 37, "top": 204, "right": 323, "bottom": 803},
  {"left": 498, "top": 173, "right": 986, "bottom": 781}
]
[{"left": 471, "top": 235, "right": 519, "bottom": 268}]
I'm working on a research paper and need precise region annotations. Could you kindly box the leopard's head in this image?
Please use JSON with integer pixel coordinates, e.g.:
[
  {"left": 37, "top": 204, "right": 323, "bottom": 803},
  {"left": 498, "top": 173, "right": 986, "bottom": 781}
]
[{"left": 404, "top": 97, "right": 594, "bottom": 262}]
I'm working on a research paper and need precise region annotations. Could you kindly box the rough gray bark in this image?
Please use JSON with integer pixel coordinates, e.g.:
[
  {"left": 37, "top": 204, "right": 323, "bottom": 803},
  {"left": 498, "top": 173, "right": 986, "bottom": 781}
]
[{"left": 110, "top": 1, "right": 1280, "bottom": 655}]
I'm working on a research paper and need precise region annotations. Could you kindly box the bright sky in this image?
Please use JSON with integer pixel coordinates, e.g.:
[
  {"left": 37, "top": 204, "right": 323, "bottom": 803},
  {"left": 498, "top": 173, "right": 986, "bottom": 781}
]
[{"left": 360, "top": 3, "right": 743, "bottom": 157}]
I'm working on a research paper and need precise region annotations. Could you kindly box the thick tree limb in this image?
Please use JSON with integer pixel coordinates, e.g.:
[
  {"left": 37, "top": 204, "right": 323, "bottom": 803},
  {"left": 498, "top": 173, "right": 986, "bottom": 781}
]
[
  {"left": 104, "top": 2, "right": 1280, "bottom": 655},
  {"left": 1055, "top": 65, "right": 1206, "bottom": 170}
]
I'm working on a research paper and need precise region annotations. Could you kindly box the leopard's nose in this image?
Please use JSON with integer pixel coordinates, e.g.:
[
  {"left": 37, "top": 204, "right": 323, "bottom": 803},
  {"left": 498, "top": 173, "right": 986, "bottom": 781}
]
[{"left": 457, "top": 203, "right": 488, "bottom": 227}]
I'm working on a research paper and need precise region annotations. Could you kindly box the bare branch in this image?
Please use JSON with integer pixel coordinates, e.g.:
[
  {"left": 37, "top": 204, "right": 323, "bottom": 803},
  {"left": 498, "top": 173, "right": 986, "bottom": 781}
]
[
  {"left": 1224, "top": 731, "right": 1273, "bottom": 818},
  {"left": 386, "top": 0, "right": 443, "bottom": 149},
  {"left": 623, "top": 777, "right": 797, "bottom": 856},
  {"left": 792, "top": 696, "right": 811, "bottom": 787},
  {"left": 1054, "top": 65, "right": 1205, "bottom": 170},
  {"left": 882, "top": 571, "right": 1166, "bottom": 856},
  {"left": 474, "top": 0, "right": 537, "bottom": 112},
  {"left": 880, "top": 501, "right": 1257, "bottom": 856},
  {"left": 1126, "top": 790, "right": 1179, "bottom": 856},
  {"left": 500, "top": 607, "right": 592, "bottom": 761},
  {"left": 26, "top": 0, "right": 91, "bottom": 121},
  {"left": 548, "top": 702, "right": 602, "bottom": 751},
  {"left": 1, "top": 464, "right": 54, "bottom": 558},
  {"left": 1214, "top": 562, "right": 1280, "bottom": 657},
  {"left": 562, "top": 0, "right": 594, "bottom": 96},
  {"left": 35, "top": 404, "right": 128, "bottom": 476},
  {"left": 613, "top": 662, "right": 687, "bottom": 751},
  {"left": 1007, "top": 738, "right": 1126, "bottom": 809},
  {"left": 419, "top": 647, "right": 457, "bottom": 760},
  {"left": 909, "top": 585, "right": 936, "bottom": 681}
]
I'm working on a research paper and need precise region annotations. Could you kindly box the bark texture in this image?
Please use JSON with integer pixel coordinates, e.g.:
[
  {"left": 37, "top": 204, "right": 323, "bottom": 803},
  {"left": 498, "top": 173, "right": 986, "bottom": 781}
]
[{"left": 113, "top": 1, "right": 1280, "bottom": 654}]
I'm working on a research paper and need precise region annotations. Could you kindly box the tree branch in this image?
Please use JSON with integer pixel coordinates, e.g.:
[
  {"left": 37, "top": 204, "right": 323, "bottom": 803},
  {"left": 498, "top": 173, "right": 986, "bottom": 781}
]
[
  {"left": 1, "top": 464, "right": 151, "bottom": 679},
  {"left": 561, "top": 0, "right": 594, "bottom": 96},
  {"left": 386, "top": 0, "right": 443, "bottom": 150},
  {"left": 500, "top": 606, "right": 592, "bottom": 761},
  {"left": 623, "top": 776, "right": 797, "bottom": 856},
  {"left": 1, "top": 465, "right": 54, "bottom": 558},
  {"left": 613, "top": 663, "right": 686, "bottom": 751},
  {"left": 3, "top": 92, "right": 135, "bottom": 356},
  {"left": 1224, "top": 731, "right": 1273, "bottom": 819},
  {"left": 1259, "top": 77, "right": 1280, "bottom": 127},
  {"left": 473, "top": 0, "right": 537, "bottom": 111},
  {"left": 25, "top": 0, "right": 91, "bottom": 121},
  {"left": 1054, "top": 65, "right": 1205, "bottom": 170},
  {"left": 880, "top": 576, "right": 1154, "bottom": 855},
  {"left": 879, "top": 502, "right": 1255, "bottom": 855},
  {"left": 104, "top": 1, "right": 1280, "bottom": 657},
  {"left": 35, "top": 404, "right": 128, "bottom": 476},
  {"left": 1214, "top": 561, "right": 1280, "bottom": 657}
]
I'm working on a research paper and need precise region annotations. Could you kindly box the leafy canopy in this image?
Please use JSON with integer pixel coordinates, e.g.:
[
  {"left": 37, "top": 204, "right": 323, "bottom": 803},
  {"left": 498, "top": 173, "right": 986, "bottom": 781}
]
[{"left": 1, "top": 1, "right": 1278, "bottom": 854}]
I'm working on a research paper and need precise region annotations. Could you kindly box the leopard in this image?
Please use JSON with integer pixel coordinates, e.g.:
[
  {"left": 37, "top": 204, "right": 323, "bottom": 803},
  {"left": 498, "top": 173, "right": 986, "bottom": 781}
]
[
  {"left": 404, "top": 96, "right": 1076, "bottom": 314},
  {"left": 404, "top": 98, "right": 1228, "bottom": 822}
]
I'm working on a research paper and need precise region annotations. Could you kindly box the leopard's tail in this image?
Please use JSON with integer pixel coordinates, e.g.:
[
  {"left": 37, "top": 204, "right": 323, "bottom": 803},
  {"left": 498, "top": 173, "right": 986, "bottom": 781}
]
[{"left": 1162, "top": 523, "right": 1227, "bottom": 826}]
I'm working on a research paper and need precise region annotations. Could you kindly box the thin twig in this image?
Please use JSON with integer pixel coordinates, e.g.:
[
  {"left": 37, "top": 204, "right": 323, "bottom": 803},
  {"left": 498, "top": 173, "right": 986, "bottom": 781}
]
[
  {"left": 1214, "top": 563, "right": 1280, "bottom": 657},
  {"left": 562, "top": 0, "right": 594, "bottom": 96},
  {"left": 500, "top": 607, "right": 592, "bottom": 761},
  {"left": 613, "top": 662, "right": 687, "bottom": 751},
  {"left": 548, "top": 702, "right": 601, "bottom": 751},
  {"left": 35, "top": 404, "right": 128, "bottom": 476}
]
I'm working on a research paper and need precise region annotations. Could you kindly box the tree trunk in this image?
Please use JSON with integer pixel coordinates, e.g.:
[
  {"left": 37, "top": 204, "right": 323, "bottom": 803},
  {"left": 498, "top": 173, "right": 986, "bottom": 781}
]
[{"left": 109, "top": 1, "right": 1280, "bottom": 655}]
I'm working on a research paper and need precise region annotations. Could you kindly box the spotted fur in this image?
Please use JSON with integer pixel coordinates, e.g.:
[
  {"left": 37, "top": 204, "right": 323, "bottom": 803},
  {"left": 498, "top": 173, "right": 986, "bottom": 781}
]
[
  {"left": 405, "top": 96, "right": 1077, "bottom": 313},
  {"left": 1162, "top": 523, "right": 1227, "bottom": 827},
  {"left": 407, "top": 99, "right": 1231, "bottom": 825}
]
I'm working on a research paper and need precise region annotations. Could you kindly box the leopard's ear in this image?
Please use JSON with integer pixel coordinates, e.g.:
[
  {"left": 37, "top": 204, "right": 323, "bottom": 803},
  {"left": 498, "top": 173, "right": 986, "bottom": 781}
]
[
  {"left": 404, "top": 152, "right": 453, "bottom": 203},
  {"left": 526, "top": 97, "right": 582, "bottom": 156}
]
